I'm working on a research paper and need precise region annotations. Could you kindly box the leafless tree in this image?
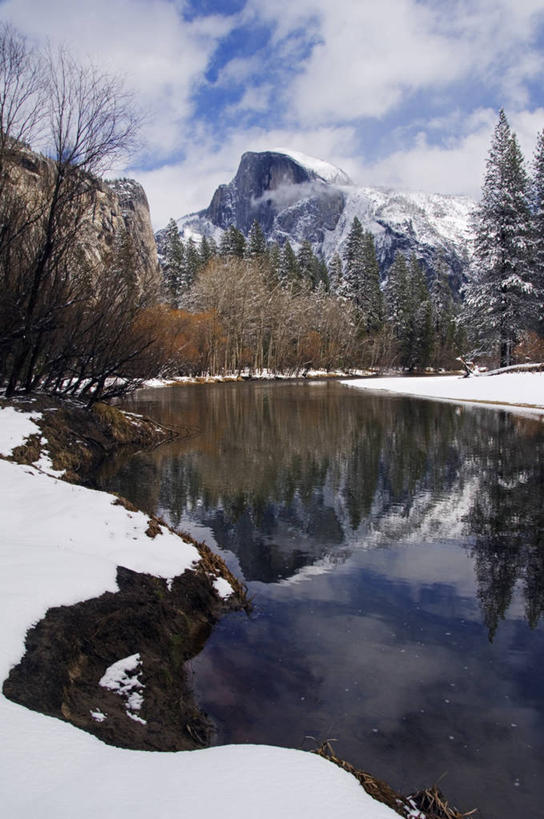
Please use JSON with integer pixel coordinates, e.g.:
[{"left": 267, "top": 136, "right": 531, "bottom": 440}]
[{"left": 0, "top": 28, "right": 140, "bottom": 396}]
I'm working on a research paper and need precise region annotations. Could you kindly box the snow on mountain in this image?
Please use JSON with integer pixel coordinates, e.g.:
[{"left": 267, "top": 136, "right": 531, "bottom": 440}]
[
  {"left": 170, "top": 150, "right": 474, "bottom": 285},
  {"left": 270, "top": 148, "right": 352, "bottom": 186}
]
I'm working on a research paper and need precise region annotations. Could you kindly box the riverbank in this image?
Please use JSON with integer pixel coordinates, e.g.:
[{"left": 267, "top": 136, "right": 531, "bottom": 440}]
[
  {"left": 144, "top": 367, "right": 374, "bottom": 387},
  {"left": 0, "top": 398, "right": 417, "bottom": 819},
  {"left": 341, "top": 369, "right": 544, "bottom": 415}
]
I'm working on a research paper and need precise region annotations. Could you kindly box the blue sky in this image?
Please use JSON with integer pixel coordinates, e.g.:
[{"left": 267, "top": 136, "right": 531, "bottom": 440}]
[{"left": 2, "top": 0, "right": 544, "bottom": 227}]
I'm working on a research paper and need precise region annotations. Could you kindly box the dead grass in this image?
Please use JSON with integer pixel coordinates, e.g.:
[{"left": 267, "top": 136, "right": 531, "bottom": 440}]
[{"left": 313, "top": 741, "right": 476, "bottom": 819}]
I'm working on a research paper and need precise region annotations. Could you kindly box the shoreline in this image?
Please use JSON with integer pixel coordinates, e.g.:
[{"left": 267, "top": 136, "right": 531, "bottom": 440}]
[{"left": 341, "top": 370, "right": 544, "bottom": 417}]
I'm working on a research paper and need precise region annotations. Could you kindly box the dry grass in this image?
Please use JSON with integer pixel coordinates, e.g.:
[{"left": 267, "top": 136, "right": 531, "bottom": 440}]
[{"left": 313, "top": 741, "right": 476, "bottom": 819}]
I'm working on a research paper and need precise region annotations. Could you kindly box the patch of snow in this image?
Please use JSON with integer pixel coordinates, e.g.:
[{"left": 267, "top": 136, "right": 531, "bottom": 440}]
[
  {"left": 213, "top": 576, "right": 234, "bottom": 599},
  {"left": 270, "top": 148, "right": 352, "bottom": 186},
  {"left": 0, "top": 407, "right": 41, "bottom": 456},
  {"left": 34, "top": 451, "right": 65, "bottom": 478},
  {"left": 127, "top": 711, "right": 147, "bottom": 725},
  {"left": 99, "top": 654, "right": 143, "bottom": 699},
  {"left": 341, "top": 373, "right": 544, "bottom": 416},
  {"left": 90, "top": 709, "right": 107, "bottom": 723}
]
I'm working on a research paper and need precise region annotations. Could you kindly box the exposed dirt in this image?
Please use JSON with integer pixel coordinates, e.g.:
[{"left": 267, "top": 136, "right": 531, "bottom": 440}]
[
  {"left": 3, "top": 557, "right": 248, "bottom": 751},
  {"left": 1, "top": 394, "right": 248, "bottom": 751},
  {"left": 1, "top": 394, "right": 196, "bottom": 483}
]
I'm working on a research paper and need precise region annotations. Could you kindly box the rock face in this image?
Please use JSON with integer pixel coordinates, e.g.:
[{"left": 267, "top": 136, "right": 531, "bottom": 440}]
[
  {"left": 5, "top": 144, "right": 161, "bottom": 295},
  {"left": 176, "top": 149, "right": 474, "bottom": 286},
  {"left": 205, "top": 151, "right": 346, "bottom": 244},
  {"left": 105, "top": 178, "right": 161, "bottom": 292}
]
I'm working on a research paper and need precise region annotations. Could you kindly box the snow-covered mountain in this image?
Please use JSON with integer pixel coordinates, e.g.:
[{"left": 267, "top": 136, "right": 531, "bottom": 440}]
[{"left": 174, "top": 149, "right": 474, "bottom": 285}]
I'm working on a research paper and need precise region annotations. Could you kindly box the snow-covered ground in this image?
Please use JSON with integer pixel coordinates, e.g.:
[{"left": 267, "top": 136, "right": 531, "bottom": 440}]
[
  {"left": 341, "top": 372, "right": 544, "bottom": 415},
  {"left": 0, "top": 405, "right": 399, "bottom": 819}
]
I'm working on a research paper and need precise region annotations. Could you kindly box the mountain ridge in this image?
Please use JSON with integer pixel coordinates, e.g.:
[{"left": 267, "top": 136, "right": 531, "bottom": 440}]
[{"left": 172, "top": 149, "right": 474, "bottom": 285}]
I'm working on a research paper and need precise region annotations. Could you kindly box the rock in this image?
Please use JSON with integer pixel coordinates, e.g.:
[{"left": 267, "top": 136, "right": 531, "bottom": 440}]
[{"left": 173, "top": 149, "right": 474, "bottom": 289}]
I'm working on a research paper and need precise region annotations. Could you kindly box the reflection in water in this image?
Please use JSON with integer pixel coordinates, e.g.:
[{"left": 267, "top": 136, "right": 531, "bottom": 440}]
[{"left": 98, "top": 381, "right": 544, "bottom": 819}]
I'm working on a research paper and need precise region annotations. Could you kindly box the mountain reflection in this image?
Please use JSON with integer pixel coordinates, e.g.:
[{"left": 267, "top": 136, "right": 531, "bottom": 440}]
[{"left": 101, "top": 381, "right": 544, "bottom": 633}]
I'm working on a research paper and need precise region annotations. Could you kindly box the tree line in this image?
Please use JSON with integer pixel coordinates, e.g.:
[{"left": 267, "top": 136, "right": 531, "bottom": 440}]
[{"left": 160, "top": 213, "right": 463, "bottom": 374}]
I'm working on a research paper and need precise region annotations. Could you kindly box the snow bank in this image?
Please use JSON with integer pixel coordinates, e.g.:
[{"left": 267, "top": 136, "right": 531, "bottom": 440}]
[
  {"left": 0, "top": 406, "right": 41, "bottom": 455},
  {"left": 341, "top": 372, "right": 544, "bottom": 414},
  {"left": 0, "top": 408, "right": 398, "bottom": 819}
]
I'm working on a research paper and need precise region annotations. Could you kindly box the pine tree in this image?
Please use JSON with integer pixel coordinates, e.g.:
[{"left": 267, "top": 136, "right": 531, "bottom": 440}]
[
  {"left": 162, "top": 218, "right": 185, "bottom": 306},
  {"left": 341, "top": 216, "right": 365, "bottom": 302},
  {"left": 410, "top": 255, "right": 434, "bottom": 369},
  {"left": 267, "top": 241, "right": 281, "bottom": 282},
  {"left": 279, "top": 240, "right": 299, "bottom": 285},
  {"left": 297, "top": 240, "right": 317, "bottom": 286},
  {"left": 359, "top": 231, "right": 384, "bottom": 333},
  {"left": 464, "top": 109, "right": 535, "bottom": 367},
  {"left": 220, "top": 225, "right": 246, "bottom": 258},
  {"left": 316, "top": 258, "right": 330, "bottom": 292},
  {"left": 185, "top": 237, "right": 200, "bottom": 289},
  {"left": 328, "top": 253, "right": 343, "bottom": 293},
  {"left": 385, "top": 252, "right": 411, "bottom": 366},
  {"left": 247, "top": 219, "right": 267, "bottom": 258},
  {"left": 531, "top": 129, "right": 544, "bottom": 333},
  {"left": 199, "top": 235, "right": 217, "bottom": 269},
  {"left": 430, "top": 257, "right": 457, "bottom": 367}
]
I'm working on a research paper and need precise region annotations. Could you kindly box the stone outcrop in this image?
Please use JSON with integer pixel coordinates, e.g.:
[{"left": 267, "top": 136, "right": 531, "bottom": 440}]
[{"left": 4, "top": 143, "right": 161, "bottom": 296}]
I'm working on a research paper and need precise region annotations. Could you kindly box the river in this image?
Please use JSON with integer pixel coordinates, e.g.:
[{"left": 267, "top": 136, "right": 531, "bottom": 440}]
[{"left": 98, "top": 379, "right": 544, "bottom": 819}]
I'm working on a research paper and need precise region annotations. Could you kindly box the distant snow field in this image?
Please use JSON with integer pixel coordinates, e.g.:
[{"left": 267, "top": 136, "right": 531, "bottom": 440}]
[
  {"left": 341, "top": 371, "right": 544, "bottom": 414},
  {"left": 0, "top": 406, "right": 398, "bottom": 819}
]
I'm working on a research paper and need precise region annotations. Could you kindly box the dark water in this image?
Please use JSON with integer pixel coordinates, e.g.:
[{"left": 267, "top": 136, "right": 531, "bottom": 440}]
[{"left": 99, "top": 380, "right": 544, "bottom": 819}]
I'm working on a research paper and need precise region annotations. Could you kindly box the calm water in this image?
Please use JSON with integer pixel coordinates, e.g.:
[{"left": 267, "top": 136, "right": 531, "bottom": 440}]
[{"left": 99, "top": 381, "right": 544, "bottom": 819}]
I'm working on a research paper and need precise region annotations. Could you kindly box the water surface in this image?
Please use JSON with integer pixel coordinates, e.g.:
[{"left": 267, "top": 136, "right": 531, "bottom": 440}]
[{"left": 99, "top": 381, "right": 544, "bottom": 819}]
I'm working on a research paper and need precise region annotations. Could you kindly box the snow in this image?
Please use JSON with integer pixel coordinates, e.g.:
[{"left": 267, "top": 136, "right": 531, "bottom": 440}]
[
  {"left": 0, "top": 406, "right": 42, "bottom": 455},
  {"left": 0, "top": 408, "right": 399, "bottom": 819},
  {"left": 213, "top": 576, "right": 234, "bottom": 599},
  {"left": 341, "top": 372, "right": 544, "bottom": 415},
  {"left": 99, "top": 653, "right": 145, "bottom": 721},
  {"left": 271, "top": 148, "right": 352, "bottom": 186}
]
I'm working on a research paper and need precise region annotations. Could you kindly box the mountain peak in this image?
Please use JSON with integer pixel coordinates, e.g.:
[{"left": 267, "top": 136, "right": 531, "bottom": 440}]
[{"left": 269, "top": 148, "right": 352, "bottom": 186}]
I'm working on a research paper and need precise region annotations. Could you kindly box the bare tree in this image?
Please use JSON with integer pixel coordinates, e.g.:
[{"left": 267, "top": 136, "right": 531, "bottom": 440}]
[{"left": 1, "top": 31, "right": 140, "bottom": 396}]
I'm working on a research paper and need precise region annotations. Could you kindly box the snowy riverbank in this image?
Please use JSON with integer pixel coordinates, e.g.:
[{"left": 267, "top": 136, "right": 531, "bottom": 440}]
[
  {"left": 0, "top": 403, "right": 400, "bottom": 819},
  {"left": 341, "top": 371, "right": 544, "bottom": 415}
]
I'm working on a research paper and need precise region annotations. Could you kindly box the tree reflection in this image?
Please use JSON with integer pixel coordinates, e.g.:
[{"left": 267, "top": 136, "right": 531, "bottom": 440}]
[{"left": 101, "top": 383, "right": 544, "bottom": 634}]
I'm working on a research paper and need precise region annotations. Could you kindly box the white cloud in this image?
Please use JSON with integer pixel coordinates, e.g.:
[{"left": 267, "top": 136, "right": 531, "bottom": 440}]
[
  {"left": 0, "top": 0, "right": 234, "bottom": 157},
  {"left": 248, "top": 0, "right": 544, "bottom": 124}
]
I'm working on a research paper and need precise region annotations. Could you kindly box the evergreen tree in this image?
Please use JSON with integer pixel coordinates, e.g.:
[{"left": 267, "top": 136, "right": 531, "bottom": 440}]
[
  {"left": 328, "top": 253, "right": 343, "bottom": 293},
  {"left": 316, "top": 258, "right": 330, "bottom": 292},
  {"left": 340, "top": 216, "right": 365, "bottom": 302},
  {"left": 430, "top": 257, "right": 457, "bottom": 367},
  {"left": 531, "top": 129, "right": 544, "bottom": 333},
  {"left": 185, "top": 237, "right": 200, "bottom": 289},
  {"left": 247, "top": 219, "right": 267, "bottom": 258},
  {"left": 385, "top": 252, "right": 411, "bottom": 366},
  {"left": 359, "top": 231, "right": 384, "bottom": 333},
  {"left": 464, "top": 109, "right": 535, "bottom": 367},
  {"left": 162, "top": 218, "right": 185, "bottom": 306},
  {"left": 220, "top": 225, "right": 246, "bottom": 258},
  {"left": 410, "top": 254, "right": 434, "bottom": 369},
  {"left": 199, "top": 235, "right": 216, "bottom": 269},
  {"left": 297, "top": 240, "right": 317, "bottom": 286},
  {"left": 279, "top": 240, "right": 299, "bottom": 285},
  {"left": 267, "top": 241, "right": 281, "bottom": 282}
]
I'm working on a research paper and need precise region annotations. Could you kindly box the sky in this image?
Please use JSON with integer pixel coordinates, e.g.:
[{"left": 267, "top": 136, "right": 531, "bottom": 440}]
[{"left": 1, "top": 0, "right": 544, "bottom": 228}]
